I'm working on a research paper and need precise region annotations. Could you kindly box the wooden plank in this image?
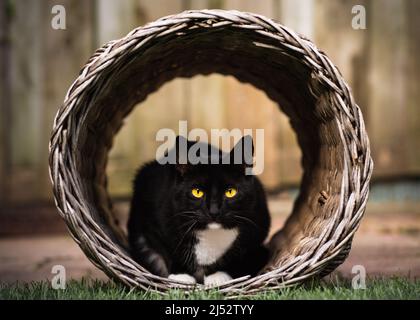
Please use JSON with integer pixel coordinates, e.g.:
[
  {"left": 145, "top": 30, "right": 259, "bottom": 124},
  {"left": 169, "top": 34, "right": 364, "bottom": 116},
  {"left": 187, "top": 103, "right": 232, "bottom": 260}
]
[
  {"left": 95, "top": 0, "right": 138, "bottom": 46},
  {"left": 8, "top": 0, "right": 44, "bottom": 202},
  {"left": 137, "top": 0, "right": 185, "bottom": 21},
  {"left": 184, "top": 0, "right": 228, "bottom": 152},
  {"left": 223, "top": 77, "right": 284, "bottom": 189},
  {"left": 39, "top": 0, "right": 95, "bottom": 199},
  {"left": 223, "top": 1, "right": 303, "bottom": 190},
  {"left": 313, "top": 0, "right": 370, "bottom": 114},
  {"left": 368, "top": 0, "right": 417, "bottom": 178},
  {"left": 404, "top": 0, "right": 420, "bottom": 175},
  {"left": 223, "top": 0, "right": 273, "bottom": 15},
  {"left": 221, "top": 0, "right": 293, "bottom": 190},
  {"left": 7, "top": 0, "right": 95, "bottom": 202},
  {"left": 273, "top": 1, "right": 306, "bottom": 188},
  {"left": 188, "top": 74, "right": 227, "bottom": 136},
  {"left": 0, "top": 0, "right": 12, "bottom": 206},
  {"left": 107, "top": 0, "right": 187, "bottom": 197},
  {"left": 96, "top": 0, "right": 148, "bottom": 197},
  {"left": 280, "top": 0, "right": 314, "bottom": 39}
]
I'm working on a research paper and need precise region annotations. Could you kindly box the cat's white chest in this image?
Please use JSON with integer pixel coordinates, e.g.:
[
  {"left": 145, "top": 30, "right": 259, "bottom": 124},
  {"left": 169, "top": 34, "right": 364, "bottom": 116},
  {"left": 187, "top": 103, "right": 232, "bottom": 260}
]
[{"left": 194, "top": 223, "right": 238, "bottom": 266}]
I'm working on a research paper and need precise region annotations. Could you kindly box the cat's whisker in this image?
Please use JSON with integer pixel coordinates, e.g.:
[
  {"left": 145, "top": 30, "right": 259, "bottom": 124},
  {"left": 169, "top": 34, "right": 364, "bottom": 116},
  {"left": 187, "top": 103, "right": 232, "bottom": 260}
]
[
  {"left": 231, "top": 213, "right": 261, "bottom": 230},
  {"left": 172, "top": 210, "right": 201, "bottom": 219},
  {"left": 184, "top": 244, "right": 196, "bottom": 265},
  {"left": 173, "top": 221, "right": 197, "bottom": 255},
  {"left": 177, "top": 221, "right": 196, "bottom": 232}
]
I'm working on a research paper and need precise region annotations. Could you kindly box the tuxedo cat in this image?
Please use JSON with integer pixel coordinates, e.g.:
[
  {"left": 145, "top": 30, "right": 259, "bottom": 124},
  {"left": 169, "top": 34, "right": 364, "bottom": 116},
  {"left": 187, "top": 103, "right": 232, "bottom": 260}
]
[{"left": 127, "top": 136, "right": 270, "bottom": 286}]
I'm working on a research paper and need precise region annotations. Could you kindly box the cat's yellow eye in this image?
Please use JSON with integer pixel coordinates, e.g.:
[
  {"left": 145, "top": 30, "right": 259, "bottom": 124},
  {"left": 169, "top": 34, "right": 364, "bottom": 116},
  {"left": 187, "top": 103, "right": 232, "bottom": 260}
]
[
  {"left": 225, "top": 187, "right": 238, "bottom": 198},
  {"left": 191, "top": 188, "right": 204, "bottom": 198}
]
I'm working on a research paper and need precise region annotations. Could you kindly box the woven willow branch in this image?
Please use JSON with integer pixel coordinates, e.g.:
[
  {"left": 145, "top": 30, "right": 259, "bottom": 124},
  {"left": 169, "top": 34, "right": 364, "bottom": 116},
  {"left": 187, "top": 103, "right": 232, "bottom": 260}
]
[{"left": 48, "top": 9, "right": 373, "bottom": 296}]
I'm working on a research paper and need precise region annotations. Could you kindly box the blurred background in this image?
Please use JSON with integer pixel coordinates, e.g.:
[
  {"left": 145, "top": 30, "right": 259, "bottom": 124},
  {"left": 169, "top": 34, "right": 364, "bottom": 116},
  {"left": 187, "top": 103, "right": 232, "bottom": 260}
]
[{"left": 0, "top": 0, "right": 419, "bottom": 283}]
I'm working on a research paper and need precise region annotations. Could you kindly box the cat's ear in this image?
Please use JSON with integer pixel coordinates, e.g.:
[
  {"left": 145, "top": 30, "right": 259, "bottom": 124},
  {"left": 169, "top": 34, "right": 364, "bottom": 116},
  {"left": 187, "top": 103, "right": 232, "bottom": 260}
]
[
  {"left": 175, "top": 135, "right": 189, "bottom": 175},
  {"left": 228, "top": 135, "right": 254, "bottom": 168}
]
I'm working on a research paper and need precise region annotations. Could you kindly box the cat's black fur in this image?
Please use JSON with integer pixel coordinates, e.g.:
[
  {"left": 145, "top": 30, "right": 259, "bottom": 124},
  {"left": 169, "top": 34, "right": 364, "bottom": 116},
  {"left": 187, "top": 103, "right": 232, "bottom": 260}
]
[{"left": 127, "top": 136, "right": 271, "bottom": 283}]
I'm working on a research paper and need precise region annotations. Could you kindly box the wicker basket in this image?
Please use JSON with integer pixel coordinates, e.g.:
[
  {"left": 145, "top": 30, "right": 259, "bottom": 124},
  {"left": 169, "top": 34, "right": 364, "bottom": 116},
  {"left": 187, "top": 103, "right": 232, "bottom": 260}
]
[{"left": 49, "top": 9, "right": 373, "bottom": 296}]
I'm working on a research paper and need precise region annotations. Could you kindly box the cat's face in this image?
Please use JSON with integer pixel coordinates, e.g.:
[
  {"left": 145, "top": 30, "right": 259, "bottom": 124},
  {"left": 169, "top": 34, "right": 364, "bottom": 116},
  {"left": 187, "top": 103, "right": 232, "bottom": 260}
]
[{"left": 171, "top": 137, "right": 258, "bottom": 231}]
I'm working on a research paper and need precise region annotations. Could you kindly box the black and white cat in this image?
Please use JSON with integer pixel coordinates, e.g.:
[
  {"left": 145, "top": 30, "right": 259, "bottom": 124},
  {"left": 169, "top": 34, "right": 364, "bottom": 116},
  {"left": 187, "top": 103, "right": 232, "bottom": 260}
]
[{"left": 127, "top": 136, "right": 271, "bottom": 286}]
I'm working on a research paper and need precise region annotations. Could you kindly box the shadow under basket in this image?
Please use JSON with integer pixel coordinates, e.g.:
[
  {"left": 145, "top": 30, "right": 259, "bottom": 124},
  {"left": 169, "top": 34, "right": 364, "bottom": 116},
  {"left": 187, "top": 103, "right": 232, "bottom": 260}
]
[{"left": 49, "top": 9, "right": 373, "bottom": 296}]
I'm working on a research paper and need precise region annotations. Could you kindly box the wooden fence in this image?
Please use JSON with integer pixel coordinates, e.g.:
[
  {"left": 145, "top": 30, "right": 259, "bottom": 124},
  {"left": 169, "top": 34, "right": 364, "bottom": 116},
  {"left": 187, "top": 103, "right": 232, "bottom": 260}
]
[{"left": 0, "top": 0, "right": 419, "bottom": 205}]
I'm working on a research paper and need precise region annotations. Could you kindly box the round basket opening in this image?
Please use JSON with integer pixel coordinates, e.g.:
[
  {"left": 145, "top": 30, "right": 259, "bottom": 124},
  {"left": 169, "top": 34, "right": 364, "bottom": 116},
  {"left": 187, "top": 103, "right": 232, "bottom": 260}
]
[{"left": 49, "top": 10, "right": 373, "bottom": 294}]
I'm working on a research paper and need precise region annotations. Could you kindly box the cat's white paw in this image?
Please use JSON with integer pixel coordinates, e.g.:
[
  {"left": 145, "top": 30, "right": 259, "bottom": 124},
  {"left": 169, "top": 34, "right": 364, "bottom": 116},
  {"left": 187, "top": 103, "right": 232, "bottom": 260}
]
[
  {"left": 204, "top": 271, "right": 232, "bottom": 287},
  {"left": 168, "top": 273, "right": 197, "bottom": 284}
]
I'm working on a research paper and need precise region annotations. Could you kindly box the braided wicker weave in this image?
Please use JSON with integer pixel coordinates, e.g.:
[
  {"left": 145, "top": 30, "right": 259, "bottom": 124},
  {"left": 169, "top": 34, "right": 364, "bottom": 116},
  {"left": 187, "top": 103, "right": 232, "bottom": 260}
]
[{"left": 49, "top": 9, "right": 373, "bottom": 296}]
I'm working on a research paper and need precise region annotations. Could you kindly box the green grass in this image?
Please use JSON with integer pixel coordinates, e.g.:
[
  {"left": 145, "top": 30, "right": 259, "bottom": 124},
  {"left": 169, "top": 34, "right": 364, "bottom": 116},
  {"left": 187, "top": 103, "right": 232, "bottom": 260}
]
[{"left": 0, "top": 277, "right": 419, "bottom": 300}]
